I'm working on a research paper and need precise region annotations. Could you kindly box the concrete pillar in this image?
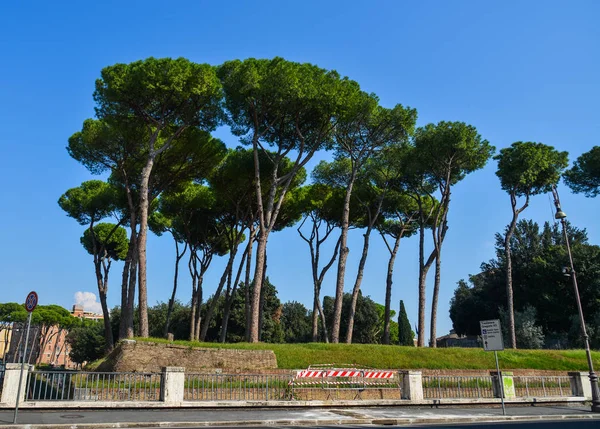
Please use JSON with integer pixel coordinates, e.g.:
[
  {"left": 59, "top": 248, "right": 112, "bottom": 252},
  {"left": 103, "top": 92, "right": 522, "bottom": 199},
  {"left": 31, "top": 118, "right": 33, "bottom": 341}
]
[
  {"left": 401, "top": 371, "right": 423, "bottom": 400},
  {"left": 569, "top": 372, "right": 592, "bottom": 398},
  {"left": 1, "top": 363, "right": 33, "bottom": 405},
  {"left": 491, "top": 371, "right": 515, "bottom": 399},
  {"left": 160, "top": 367, "right": 185, "bottom": 404}
]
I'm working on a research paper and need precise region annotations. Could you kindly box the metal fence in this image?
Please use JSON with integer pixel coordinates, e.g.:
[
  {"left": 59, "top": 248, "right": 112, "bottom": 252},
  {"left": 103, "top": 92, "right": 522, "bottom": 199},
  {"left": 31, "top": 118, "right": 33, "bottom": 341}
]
[
  {"left": 513, "top": 376, "right": 572, "bottom": 397},
  {"left": 422, "top": 375, "right": 495, "bottom": 399},
  {"left": 185, "top": 373, "right": 293, "bottom": 401},
  {"left": 26, "top": 371, "right": 162, "bottom": 401}
]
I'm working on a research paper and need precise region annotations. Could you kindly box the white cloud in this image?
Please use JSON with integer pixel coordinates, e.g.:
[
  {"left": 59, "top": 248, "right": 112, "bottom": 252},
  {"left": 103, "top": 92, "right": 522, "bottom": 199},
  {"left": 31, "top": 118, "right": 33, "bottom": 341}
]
[{"left": 74, "top": 291, "right": 103, "bottom": 314}]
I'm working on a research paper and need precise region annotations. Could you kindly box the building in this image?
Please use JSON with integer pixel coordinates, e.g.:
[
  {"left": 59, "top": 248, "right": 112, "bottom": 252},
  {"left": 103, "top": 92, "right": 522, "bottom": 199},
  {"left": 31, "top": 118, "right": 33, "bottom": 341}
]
[
  {"left": 0, "top": 327, "right": 12, "bottom": 361},
  {"left": 71, "top": 305, "right": 103, "bottom": 321},
  {"left": 436, "top": 329, "right": 481, "bottom": 348},
  {"left": 4, "top": 305, "right": 103, "bottom": 368}
]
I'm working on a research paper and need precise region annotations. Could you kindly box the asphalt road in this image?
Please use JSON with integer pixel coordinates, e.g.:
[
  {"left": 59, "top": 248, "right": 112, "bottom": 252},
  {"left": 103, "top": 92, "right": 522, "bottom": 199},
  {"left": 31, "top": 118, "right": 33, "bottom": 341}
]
[
  {"left": 174, "top": 422, "right": 600, "bottom": 428},
  {"left": 1, "top": 405, "right": 598, "bottom": 427}
]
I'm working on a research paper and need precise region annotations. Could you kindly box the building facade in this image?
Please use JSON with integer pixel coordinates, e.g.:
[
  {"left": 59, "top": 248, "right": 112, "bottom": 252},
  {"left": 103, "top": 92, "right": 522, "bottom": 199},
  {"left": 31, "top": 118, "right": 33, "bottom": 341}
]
[{"left": 4, "top": 305, "right": 103, "bottom": 368}]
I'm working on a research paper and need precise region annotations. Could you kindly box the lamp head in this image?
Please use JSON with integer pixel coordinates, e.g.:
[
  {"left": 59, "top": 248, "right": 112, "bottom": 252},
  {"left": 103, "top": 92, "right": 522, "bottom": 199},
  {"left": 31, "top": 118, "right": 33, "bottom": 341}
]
[{"left": 555, "top": 206, "right": 567, "bottom": 220}]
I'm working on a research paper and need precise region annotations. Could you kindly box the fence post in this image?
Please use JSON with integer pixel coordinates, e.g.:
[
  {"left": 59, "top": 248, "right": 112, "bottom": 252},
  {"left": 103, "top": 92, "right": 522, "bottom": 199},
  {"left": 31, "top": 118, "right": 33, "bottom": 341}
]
[
  {"left": 491, "top": 371, "right": 515, "bottom": 399},
  {"left": 569, "top": 372, "right": 592, "bottom": 398},
  {"left": 160, "top": 367, "right": 185, "bottom": 404},
  {"left": 1, "top": 364, "right": 33, "bottom": 405},
  {"left": 401, "top": 371, "right": 423, "bottom": 400}
]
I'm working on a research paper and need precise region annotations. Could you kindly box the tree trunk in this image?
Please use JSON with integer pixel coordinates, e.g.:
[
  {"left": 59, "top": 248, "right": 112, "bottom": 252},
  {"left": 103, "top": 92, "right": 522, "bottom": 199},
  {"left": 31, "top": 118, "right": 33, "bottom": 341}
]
[
  {"left": 164, "top": 240, "right": 185, "bottom": 338},
  {"left": 137, "top": 157, "right": 155, "bottom": 338},
  {"left": 120, "top": 222, "right": 137, "bottom": 339},
  {"left": 126, "top": 255, "right": 137, "bottom": 338},
  {"left": 258, "top": 252, "right": 267, "bottom": 341},
  {"left": 119, "top": 257, "right": 130, "bottom": 340},
  {"left": 311, "top": 297, "right": 319, "bottom": 342},
  {"left": 505, "top": 193, "right": 526, "bottom": 349},
  {"left": 417, "top": 221, "right": 436, "bottom": 347},
  {"left": 189, "top": 251, "right": 198, "bottom": 341},
  {"left": 50, "top": 328, "right": 62, "bottom": 364},
  {"left": 93, "top": 245, "right": 114, "bottom": 352},
  {"left": 332, "top": 175, "right": 356, "bottom": 343},
  {"left": 428, "top": 182, "right": 451, "bottom": 347},
  {"left": 194, "top": 280, "right": 203, "bottom": 341},
  {"left": 249, "top": 233, "right": 267, "bottom": 342},
  {"left": 244, "top": 225, "right": 255, "bottom": 342},
  {"left": 122, "top": 176, "right": 138, "bottom": 339},
  {"left": 99, "top": 289, "right": 114, "bottom": 353},
  {"left": 317, "top": 298, "right": 329, "bottom": 343},
  {"left": 383, "top": 234, "right": 402, "bottom": 345},
  {"left": 345, "top": 226, "right": 372, "bottom": 344},
  {"left": 200, "top": 248, "right": 236, "bottom": 342},
  {"left": 429, "top": 253, "right": 442, "bottom": 348},
  {"left": 221, "top": 242, "right": 248, "bottom": 343}
]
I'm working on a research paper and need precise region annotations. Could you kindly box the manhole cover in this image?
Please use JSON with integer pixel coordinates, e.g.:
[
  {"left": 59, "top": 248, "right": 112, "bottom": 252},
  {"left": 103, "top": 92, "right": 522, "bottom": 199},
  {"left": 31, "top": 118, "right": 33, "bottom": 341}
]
[{"left": 60, "top": 414, "right": 84, "bottom": 419}]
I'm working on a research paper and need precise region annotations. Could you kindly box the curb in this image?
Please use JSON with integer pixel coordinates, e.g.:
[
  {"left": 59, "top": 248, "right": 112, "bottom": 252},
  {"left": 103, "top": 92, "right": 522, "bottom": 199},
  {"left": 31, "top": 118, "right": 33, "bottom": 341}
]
[
  {"left": 2, "top": 414, "right": 600, "bottom": 429},
  {"left": 0, "top": 396, "right": 588, "bottom": 410}
]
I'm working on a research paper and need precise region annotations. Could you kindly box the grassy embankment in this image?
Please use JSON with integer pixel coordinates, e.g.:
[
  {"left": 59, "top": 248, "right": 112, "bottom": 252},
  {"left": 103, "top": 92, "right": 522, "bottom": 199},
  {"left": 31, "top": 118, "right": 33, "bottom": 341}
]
[{"left": 133, "top": 337, "right": 600, "bottom": 371}]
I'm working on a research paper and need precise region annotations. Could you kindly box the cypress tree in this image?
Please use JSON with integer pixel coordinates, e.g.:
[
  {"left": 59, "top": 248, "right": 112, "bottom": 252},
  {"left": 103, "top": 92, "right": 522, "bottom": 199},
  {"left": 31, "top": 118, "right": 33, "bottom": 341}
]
[{"left": 398, "top": 300, "right": 414, "bottom": 346}]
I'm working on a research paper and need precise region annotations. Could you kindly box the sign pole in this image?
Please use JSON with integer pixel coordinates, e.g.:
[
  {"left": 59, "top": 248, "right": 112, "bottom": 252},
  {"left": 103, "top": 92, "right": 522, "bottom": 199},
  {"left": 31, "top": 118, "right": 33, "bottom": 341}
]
[
  {"left": 14, "top": 291, "right": 38, "bottom": 425},
  {"left": 480, "top": 319, "right": 506, "bottom": 416},
  {"left": 13, "top": 311, "right": 32, "bottom": 424},
  {"left": 494, "top": 350, "right": 506, "bottom": 416}
]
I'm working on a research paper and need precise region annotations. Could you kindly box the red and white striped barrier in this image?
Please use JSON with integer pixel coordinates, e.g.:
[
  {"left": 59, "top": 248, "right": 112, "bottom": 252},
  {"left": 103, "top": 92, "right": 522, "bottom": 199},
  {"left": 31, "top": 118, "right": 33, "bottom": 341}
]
[
  {"left": 295, "top": 369, "right": 395, "bottom": 379},
  {"left": 296, "top": 370, "right": 324, "bottom": 378},
  {"left": 325, "top": 370, "right": 362, "bottom": 377},
  {"left": 364, "top": 371, "right": 394, "bottom": 379}
]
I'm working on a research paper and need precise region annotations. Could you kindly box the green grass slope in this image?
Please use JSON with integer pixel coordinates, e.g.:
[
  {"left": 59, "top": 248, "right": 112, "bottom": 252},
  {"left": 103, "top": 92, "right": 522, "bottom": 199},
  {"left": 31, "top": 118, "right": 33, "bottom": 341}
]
[{"left": 135, "top": 338, "right": 599, "bottom": 371}]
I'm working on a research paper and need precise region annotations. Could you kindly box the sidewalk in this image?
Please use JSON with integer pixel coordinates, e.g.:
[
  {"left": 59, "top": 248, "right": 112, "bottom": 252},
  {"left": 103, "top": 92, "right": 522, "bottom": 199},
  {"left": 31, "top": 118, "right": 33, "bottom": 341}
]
[{"left": 1, "top": 405, "right": 599, "bottom": 428}]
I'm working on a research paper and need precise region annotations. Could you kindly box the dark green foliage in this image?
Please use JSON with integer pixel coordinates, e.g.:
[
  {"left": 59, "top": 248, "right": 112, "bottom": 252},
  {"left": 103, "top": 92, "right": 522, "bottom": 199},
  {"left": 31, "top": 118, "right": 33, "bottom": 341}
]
[
  {"left": 66, "top": 322, "right": 106, "bottom": 365},
  {"left": 281, "top": 302, "right": 312, "bottom": 343},
  {"left": 398, "top": 300, "right": 414, "bottom": 346},
  {"left": 147, "top": 301, "right": 191, "bottom": 340},
  {"left": 495, "top": 142, "right": 569, "bottom": 197},
  {"left": 220, "top": 279, "right": 284, "bottom": 343},
  {"left": 449, "top": 219, "right": 600, "bottom": 347},
  {"left": 80, "top": 223, "right": 129, "bottom": 260},
  {"left": 58, "top": 180, "right": 119, "bottom": 226},
  {"left": 499, "top": 306, "right": 545, "bottom": 349},
  {"left": 323, "top": 292, "right": 380, "bottom": 344},
  {"left": 564, "top": 146, "right": 600, "bottom": 197}
]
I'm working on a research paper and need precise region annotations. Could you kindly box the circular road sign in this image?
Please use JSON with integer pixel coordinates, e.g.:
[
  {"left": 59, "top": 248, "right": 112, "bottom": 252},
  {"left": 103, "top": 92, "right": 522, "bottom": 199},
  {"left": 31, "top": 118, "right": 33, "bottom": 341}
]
[{"left": 25, "top": 291, "right": 38, "bottom": 313}]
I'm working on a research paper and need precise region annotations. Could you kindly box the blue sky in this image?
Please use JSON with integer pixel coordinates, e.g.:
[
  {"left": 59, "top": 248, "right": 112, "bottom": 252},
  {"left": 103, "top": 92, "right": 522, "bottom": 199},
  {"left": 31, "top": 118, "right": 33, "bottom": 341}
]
[{"left": 1, "top": 0, "right": 599, "bottom": 342}]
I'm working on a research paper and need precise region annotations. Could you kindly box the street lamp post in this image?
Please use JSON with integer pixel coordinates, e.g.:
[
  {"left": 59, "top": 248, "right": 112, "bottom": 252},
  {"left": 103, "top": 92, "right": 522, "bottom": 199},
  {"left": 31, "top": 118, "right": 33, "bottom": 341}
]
[{"left": 551, "top": 186, "right": 600, "bottom": 412}]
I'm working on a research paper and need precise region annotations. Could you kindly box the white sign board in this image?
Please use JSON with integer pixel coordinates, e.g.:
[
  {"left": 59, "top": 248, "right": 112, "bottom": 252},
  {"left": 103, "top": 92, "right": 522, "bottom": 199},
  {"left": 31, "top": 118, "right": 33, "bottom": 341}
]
[{"left": 480, "top": 319, "right": 504, "bottom": 351}]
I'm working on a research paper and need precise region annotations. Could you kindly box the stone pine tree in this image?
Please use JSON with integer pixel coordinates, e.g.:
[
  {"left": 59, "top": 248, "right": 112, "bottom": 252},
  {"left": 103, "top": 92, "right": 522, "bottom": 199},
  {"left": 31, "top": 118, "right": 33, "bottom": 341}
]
[
  {"left": 328, "top": 97, "right": 416, "bottom": 344},
  {"left": 93, "top": 57, "right": 225, "bottom": 337},
  {"left": 296, "top": 183, "right": 345, "bottom": 342},
  {"left": 67, "top": 116, "right": 225, "bottom": 339},
  {"left": 495, "top": 141, "right": 568, "bottom": 348},
  {"left": 218, "top": 57, "right": 358, "bottom": 342},
  {"left": 398, "top": 300, "right": 414, "bottom": 346},
  {"left": 564, "top": 146, "right": 600, "bottom": 197},
  {"left": 415, "top": 121, "right": 494, "bottom": 347},
  {"left": 58, "top": 180, "right": 124, "bottom": 352}
]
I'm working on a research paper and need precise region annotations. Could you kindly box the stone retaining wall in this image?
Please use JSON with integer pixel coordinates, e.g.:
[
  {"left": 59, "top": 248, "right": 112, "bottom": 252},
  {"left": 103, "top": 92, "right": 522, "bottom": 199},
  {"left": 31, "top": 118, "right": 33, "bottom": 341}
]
[{"left": 96, "top": 341, "right": 277, "bottom": 372}]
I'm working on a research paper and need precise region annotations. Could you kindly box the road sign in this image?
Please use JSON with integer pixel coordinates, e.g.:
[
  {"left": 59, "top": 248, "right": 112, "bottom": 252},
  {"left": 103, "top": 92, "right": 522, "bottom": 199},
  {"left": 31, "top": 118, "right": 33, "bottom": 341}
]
[
  {"left": 480, "top": 319, "right": 504, "bottom": 351},
  {"left": 25, "top": 291, "right": 38, "bottom": 313}
]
